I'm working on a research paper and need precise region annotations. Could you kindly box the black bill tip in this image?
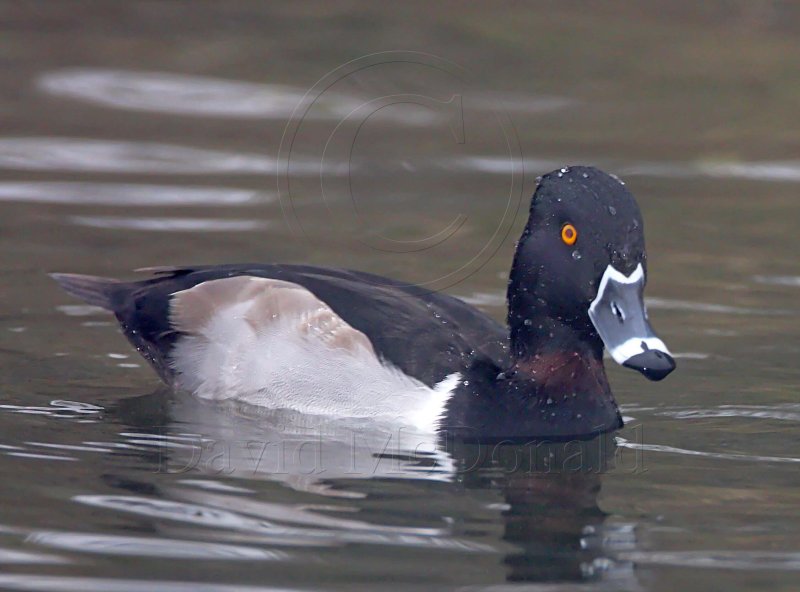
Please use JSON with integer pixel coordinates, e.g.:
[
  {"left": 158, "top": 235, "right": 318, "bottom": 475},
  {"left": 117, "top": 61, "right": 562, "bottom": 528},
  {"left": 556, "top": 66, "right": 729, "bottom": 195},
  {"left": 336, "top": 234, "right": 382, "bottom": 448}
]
[{"left": 623, "top": 349, "right": 676, "bottom": 381}]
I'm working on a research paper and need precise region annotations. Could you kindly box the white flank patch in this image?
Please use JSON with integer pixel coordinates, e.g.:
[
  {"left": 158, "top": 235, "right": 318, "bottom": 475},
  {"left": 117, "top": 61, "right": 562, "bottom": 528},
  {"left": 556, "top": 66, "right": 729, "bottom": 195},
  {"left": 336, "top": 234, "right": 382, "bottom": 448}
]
[{"left": 169, "top": 277, "right": 458, "bottom": 432}]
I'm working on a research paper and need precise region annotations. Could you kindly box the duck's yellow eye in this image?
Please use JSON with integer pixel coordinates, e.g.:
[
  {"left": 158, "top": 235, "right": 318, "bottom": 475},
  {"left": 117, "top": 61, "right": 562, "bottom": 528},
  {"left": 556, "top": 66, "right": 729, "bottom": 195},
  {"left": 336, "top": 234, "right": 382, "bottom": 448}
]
[{"left": 561, "top": 223, "right": 578, "bottom": 245}]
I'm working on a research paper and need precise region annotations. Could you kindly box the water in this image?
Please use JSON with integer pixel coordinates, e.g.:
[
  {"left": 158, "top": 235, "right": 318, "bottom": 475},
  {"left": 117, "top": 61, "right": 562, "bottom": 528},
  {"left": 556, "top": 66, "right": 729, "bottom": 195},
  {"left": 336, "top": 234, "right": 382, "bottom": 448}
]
[{"left": 1, "top": 2, "right": 799, "bottom": 590}]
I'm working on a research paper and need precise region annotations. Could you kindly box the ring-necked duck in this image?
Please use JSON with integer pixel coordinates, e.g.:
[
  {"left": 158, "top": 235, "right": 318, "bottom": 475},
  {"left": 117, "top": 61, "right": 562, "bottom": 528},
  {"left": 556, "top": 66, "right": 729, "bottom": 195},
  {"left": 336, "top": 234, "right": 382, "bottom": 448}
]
[{"left": 53, "top": 166, "right": 674, "bottom": 439}]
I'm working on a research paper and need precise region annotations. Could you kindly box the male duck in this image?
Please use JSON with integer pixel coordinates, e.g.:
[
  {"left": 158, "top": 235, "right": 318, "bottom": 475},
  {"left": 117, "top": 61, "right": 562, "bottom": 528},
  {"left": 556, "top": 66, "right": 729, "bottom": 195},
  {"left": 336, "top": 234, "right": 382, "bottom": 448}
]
[{"left": 53, "top": 166, "right": 675, "bottom": 439}]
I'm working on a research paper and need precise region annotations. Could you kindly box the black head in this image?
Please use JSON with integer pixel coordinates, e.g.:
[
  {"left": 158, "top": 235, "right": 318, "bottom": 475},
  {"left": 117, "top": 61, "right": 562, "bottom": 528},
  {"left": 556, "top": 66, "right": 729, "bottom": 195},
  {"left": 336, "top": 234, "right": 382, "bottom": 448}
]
[{"left": 507, "top": 166, "right": 674, "bottom": 381}]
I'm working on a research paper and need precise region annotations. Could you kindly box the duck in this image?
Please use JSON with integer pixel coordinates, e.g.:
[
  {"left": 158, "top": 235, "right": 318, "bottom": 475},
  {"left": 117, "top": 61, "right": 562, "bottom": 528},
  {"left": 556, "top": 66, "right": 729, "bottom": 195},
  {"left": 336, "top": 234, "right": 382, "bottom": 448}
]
[{"left": 52, "top": 166, "right": 675, "bottom": 440}]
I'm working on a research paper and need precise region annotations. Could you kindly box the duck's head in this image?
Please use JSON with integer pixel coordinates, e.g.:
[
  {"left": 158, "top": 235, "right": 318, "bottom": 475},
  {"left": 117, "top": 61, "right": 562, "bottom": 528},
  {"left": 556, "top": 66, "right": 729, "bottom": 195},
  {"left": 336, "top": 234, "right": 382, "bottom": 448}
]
[{"left": 507, "top": 166, "right": 675, "bottom": 382}]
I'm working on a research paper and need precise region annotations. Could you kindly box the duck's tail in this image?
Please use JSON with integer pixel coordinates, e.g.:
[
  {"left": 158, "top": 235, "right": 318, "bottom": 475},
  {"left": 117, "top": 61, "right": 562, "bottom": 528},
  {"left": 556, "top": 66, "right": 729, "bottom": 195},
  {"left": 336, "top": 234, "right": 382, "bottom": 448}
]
[{"left": 49, "top": 273, "right": 120, "bottom": 311}]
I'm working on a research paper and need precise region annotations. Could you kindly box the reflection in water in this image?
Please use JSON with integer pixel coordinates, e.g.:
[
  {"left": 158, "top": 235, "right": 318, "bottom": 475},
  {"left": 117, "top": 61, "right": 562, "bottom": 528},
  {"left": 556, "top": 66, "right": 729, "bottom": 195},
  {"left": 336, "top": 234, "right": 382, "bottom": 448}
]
[
  {"left": 504, "top": 473, "right": 608, "bottom": 582},
  {"left": 25, "top": 390, "right": 799, "bottom": 585},
  {"left": 104, "top": 391, "right": 637, "bottom": 586},
  {"left": 119, "top": 392, "right": 454, "bottom": 494},
  {"left": 451, "top": 437, "right": 636, "bottom": 586}
]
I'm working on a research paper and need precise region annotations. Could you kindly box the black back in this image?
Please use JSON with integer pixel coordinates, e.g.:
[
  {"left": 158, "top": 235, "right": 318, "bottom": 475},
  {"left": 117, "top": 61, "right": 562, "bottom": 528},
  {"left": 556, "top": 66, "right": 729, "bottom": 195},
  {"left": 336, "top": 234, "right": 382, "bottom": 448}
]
[{"left": 104, "top": 264, "right": 509, "bottom": 387}]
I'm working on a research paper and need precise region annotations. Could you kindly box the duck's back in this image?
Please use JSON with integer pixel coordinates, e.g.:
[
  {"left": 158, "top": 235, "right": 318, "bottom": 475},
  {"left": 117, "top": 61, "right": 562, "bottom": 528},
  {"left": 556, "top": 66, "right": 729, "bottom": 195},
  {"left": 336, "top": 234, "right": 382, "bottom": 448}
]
[{"left": 53, "top": 264, "right": 509, "bottom": 391}]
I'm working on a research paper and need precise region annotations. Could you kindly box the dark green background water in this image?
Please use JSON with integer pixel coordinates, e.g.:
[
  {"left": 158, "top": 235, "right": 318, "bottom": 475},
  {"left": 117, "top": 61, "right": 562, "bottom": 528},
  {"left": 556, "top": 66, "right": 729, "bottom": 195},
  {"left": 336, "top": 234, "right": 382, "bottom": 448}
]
[{"left": 0, "top": 2, "right": 799, "bottom": 590}]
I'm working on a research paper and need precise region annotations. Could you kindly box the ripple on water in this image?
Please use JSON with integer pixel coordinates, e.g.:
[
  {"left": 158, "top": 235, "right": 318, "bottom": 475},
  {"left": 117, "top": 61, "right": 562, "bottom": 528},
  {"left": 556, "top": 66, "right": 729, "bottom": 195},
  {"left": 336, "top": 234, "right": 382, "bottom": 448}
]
[
  {"left": 73, "top": 495, "right": 275, "bottom": 532},
  {"left": 69, "top": 216, "right": 268, "bottom": 232},
  {"left": 618, "top": 550, "right": 800, "bottom": 571},
  {"left": 26, "top": 442, "right": 115, "bottom": 454},
  {"left": 5, "top": 452, "right": 77, "bottom": 462},
  {"left": 37, "top": 69, "right": 572, "bottom": 122},
  {"left": 0, "top": 575, "right": 300, "bottom": 592},
  {"left": 436, "top": 155, "right": 555, "bottom": 175},
  {"left": 0, "top": 182, "right": 270, "bottom": 206},
  {"left": 615, "top": 437, "right": 800, "bottom": 464},
  {"left": 55, "top": 305, "right": 108, "bottom": 317},
  {"left": 25, "top": 531, "right": 285, "bottom": 561},
  {"left": 72, "top": 495, "right": 493, "bottom": 552},
  {"left": 0, "top": 137, "right": 269, "bottom": 175},
  {"left": 753, "top": 275, "right": 800, "bottom": 288},
  {"left": 38, "top": 68, "right": 338, "bottom": 120},
  {"left": 621, "top": 160, "right": 800, "bottom": 183},
  {"left": 0, "top": 549, "right": 69, "bottom": 565},
  {"left": 668, "top": 352, "right": 710, "bottom": 360},
  {"left": 459, "top": 291, "right": 506, "bottom": 307},
  {"left": 0, "top": 138, "right": 351, "bottom": 176},
  {"left": 645, "top": 297, "right": 794, "bottom": 316},
  {"left": 2, "top": 431, "right": 124, "bottom": 460},
  {"left": 176, "top": 480, "right": 256, "bottom": 494},
  {"left": 0, "top": 400, "right": 103, "bottom": 420},
  {"left": 305, "top": 151, "right": 800, "bottom": 185},
  {"left": 651, "top": 404, "right": 800, "bottom": 423},
  {"left": 37, "top": 68, "right": 425, "bottom": 124}
]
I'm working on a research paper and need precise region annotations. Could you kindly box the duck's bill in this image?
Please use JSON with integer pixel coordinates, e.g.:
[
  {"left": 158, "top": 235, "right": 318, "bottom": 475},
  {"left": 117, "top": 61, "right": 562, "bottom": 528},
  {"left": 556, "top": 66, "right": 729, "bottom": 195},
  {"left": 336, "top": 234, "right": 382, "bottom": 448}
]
[{"left": 588, "top": 264, "right": 676, "bottom": 381}]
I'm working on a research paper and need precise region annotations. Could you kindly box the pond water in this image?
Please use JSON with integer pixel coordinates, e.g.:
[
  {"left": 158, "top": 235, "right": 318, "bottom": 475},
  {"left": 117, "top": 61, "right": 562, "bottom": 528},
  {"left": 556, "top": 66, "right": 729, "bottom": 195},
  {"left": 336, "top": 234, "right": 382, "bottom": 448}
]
[{"left": 0, "top": 3, "right": 799, "bottom": 591}]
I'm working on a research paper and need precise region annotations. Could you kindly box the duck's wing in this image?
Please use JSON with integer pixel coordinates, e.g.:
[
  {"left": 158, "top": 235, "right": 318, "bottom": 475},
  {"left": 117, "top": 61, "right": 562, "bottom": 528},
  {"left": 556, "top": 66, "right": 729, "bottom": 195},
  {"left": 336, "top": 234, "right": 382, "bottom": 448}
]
[{"left": 51, "top": 264, "right": 508, "bottom": 387}]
